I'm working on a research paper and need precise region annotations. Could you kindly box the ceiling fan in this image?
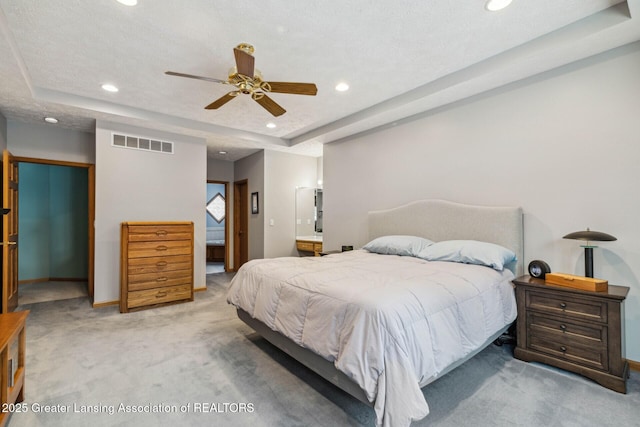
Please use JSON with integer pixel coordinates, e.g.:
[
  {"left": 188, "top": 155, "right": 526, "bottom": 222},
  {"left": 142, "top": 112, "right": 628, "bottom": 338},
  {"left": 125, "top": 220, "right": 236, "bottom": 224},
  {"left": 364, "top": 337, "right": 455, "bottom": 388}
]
[{"left": 165, "top": 43, "right": 318, "bottom": 117}]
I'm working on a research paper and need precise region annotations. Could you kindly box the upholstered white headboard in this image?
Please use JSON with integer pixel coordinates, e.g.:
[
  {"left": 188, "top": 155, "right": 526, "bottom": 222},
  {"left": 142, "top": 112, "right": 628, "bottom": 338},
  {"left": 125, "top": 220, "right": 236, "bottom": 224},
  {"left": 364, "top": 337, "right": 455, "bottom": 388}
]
[{"left": 368, "top": 199, "right": 524, "bottom": 276}]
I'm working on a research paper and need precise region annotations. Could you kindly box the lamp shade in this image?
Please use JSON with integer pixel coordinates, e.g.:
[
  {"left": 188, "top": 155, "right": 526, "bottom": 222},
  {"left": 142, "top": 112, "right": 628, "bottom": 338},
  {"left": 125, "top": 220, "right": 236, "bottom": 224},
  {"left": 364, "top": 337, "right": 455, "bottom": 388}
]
[{"left": 563, "top": 228, "right": 617, "bottom": 242}]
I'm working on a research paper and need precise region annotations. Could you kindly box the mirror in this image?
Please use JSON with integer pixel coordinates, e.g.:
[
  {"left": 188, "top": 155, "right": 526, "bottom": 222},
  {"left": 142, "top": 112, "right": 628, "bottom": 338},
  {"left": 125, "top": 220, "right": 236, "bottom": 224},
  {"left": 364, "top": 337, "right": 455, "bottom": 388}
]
[{"left": 295, "top": 187, "right": 323, "bottom": 238}]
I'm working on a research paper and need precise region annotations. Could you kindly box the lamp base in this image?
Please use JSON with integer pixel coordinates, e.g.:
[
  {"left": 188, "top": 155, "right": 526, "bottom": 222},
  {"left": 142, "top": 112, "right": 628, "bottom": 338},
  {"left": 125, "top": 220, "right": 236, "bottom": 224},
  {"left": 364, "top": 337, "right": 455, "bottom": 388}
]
[{"left": 583, "top": 246, "right": 594, "bottom": 278}]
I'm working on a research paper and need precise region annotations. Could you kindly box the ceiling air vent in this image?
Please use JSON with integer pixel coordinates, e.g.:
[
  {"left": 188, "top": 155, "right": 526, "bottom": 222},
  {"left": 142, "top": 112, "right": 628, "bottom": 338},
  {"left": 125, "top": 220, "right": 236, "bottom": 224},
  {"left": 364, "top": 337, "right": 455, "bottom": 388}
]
[{"left": 112, "top": 133, "right": 174, "bottom": 154}]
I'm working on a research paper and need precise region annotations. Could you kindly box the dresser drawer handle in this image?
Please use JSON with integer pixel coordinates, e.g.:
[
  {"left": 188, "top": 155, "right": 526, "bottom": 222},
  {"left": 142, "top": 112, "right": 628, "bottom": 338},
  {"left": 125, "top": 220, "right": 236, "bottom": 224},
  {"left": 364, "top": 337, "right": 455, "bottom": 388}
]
[
  {"left": 156, "top": 292, "right": 167, "bottom": 298},
  {"left": 560, "top": 346, "right": 567, "bottom": 352},
  {"left": 559, "top": 302, "right": 567, "bottom": 309},
  {"left": 156, "top": 230, "right": 168, "bottom": 236},
  {"left": 156, "top": 245, "right": 168, "bottom": 251},
  {"left": 156, "top": 261, "right": 168, "bottom": 267},
  {"left": 559, "top": 324, "right": 567, "bottom": 331},
  {"left": 156, "top": 277, "right": 168, "bottom": 282}
]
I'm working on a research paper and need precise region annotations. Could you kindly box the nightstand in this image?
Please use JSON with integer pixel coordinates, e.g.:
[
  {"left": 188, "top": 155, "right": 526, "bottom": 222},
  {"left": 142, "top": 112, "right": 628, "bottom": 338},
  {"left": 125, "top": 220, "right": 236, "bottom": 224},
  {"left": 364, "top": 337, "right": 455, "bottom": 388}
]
[{"left": 513, "top": 275, "right": 629, "bottom": 393}]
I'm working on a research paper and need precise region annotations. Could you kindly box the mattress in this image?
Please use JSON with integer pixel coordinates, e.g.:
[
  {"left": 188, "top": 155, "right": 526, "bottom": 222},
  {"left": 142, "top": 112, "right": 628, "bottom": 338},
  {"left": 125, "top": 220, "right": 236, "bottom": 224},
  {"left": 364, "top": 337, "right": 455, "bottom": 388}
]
[{"left": 226, "top": 250, "right": 517, "bottom": 427}]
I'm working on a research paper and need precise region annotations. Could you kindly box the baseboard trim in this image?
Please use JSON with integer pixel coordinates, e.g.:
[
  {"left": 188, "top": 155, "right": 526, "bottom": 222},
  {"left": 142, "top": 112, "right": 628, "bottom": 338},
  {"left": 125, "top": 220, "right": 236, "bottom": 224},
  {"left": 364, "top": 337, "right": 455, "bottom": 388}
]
[
  {"left": 194, "top": 287, "right": 207, "bottom": 293},
  {"left": 19, "top": 277, "right": 88, "bottom": 285},
  {"left": 628, "top": 359, "right": 640, "bottom": 372},
  {"left": 92, "top": 300, "right": 119, "bottom": 308},
  {"left": 18, "top": 278, "right": 49, "bottom": 285}
]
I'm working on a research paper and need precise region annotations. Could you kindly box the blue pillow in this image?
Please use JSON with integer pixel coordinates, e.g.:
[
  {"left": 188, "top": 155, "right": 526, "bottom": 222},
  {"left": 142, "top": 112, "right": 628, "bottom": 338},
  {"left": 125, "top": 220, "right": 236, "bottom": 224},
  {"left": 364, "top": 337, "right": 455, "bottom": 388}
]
[
  {"left": 363, "top": 235, "right": 434, "bottom": 257},
  {"left": 417, "top": 240, "right": 516, "bottom": 271}
]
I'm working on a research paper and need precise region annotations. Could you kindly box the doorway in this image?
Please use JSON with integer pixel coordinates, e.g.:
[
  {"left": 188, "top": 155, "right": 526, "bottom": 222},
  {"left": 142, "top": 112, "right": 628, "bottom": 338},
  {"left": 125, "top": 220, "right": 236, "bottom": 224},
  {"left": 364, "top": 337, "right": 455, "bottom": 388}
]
[
  {"left": 206, "top": 180, "right": 229, "bottom": 274},
  {"left": 15, "top": 157, "right": 94, "bottom": 306}
]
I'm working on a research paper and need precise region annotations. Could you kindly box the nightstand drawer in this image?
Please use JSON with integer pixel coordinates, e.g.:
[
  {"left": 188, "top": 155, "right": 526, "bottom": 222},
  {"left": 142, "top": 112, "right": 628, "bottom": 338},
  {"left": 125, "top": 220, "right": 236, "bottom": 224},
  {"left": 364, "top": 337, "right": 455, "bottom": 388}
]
[
  {"left": 528, "top": 333, "right": 608, "bottom": 371},
  {"left": 528, "top": 312, "right": 607, "bottom": 343},
  {"left": 527, "top": 290, "right": 607, "bottom": 323}
]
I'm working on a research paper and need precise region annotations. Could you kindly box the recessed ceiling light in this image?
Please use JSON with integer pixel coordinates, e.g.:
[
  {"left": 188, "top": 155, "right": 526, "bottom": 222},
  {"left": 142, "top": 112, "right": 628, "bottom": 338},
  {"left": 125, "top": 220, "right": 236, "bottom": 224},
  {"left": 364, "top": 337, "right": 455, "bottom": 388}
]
[
  {"left": 335, "top": 82, "right": 349, "bottom": 92},
  {"left": 116, "top": 0, "right": 138, "bottom": 6},
  {"left": 44, "top": 117, "right": 58, "bottom": 124},
  {"left": 101, "top": 83, "right": 119, "bottom": 92},
  {"left": 485, "top": 0, "right": 512, "bottom": 11},
  {"left": 218, "top": 151, "right": 227, "bottom": 155},
  {"left": 266, "top": 122, "right": 276, "bottom": 129}
]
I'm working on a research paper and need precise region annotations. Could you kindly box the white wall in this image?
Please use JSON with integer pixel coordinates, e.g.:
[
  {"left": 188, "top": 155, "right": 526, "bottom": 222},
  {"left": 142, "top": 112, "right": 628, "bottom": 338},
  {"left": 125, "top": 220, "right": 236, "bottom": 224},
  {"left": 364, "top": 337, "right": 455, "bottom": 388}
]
[
  {"left": 94, "top": 120, "right": 207, "bottom": 303},
  {"left": 0, "top": 112, "right": 7, "bottom": 151},
  {"left": 324, "top": 42, "right": 640, "bottom": 361},
  {"left": 264, "top": 150, "right": 318, "bottom": 258},
  {"left": 7, "top": 121, "right": 94, "bottom": 163}
]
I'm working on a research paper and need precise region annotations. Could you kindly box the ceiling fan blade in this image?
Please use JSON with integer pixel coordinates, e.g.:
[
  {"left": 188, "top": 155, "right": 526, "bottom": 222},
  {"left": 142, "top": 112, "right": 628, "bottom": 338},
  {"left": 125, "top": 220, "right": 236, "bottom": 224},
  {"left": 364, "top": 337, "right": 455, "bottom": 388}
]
[
  {"left": 266, "top": 82, "right": 318, "bottom": 96},
  {"left": 254, "top": 94, "right": 286, "bottom": 117},
  {"left": 165, "top": 71, "right": 227, "bottom": 84},
  {"left": 234, "top": 48, "right": 255, "bottom": 78},
  {"left": 205, "top": 93, "right": 237, "bottom": 110}
]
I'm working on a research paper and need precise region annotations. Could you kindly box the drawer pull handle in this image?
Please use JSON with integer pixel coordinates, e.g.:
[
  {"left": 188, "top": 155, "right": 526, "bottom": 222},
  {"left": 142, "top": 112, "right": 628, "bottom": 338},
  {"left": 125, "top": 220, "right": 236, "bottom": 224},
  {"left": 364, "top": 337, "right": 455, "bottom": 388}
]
[
  {"left": 156, "top": 292, "right": 167, "bottom": 298},
  {"left": 156, "top": 230, "right": 168, "bottom": 236},
  {"left": 560, "top": 346, "right": 567, "bottom": 352},
  {"left": 156, "top": 261, "right": 168, "bottom": 267},
  {"left": 156, "top": 245, "right": 168, "bottom": 251},
  {"left": 559, "top": 302, "right": 567, "bottom": 309},
  {"left": 559, "top": 324, "right": 567, "bottom": 331},
  {"left": 156, "top": 277, "right": 168, "bottom": 282}
]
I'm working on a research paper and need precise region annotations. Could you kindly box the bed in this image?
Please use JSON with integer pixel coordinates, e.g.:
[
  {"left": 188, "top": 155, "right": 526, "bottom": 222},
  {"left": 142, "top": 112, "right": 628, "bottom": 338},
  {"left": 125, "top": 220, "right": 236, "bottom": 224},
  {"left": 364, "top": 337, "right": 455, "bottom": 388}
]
[{"left": 227, "top": 199, "right": 523, "bottom": 426}]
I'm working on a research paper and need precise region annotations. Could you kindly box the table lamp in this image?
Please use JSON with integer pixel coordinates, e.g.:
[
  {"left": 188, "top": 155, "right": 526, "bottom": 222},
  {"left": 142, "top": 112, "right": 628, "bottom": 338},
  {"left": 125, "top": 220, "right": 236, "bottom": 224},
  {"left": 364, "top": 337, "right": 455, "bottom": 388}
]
[{"left": 563, "top": 228, "right": 616, "bottom": 278}]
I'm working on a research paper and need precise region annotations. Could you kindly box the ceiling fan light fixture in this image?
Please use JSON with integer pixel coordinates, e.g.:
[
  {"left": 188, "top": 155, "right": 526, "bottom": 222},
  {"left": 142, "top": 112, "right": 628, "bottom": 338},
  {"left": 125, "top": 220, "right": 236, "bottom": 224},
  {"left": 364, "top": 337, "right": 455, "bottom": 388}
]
[{"left": 485, "top": 0, "right": 512, "bottom": 11}]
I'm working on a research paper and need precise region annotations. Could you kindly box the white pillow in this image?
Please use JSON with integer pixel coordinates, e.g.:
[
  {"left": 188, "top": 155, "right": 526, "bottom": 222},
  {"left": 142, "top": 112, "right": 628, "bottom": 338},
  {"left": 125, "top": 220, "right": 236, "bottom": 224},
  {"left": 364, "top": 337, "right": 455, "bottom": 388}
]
[
  {"left": 417, "top": 240, "right": 516, "bottom": 271},
  {"left": 363, "top": 235, "right": 434, "bottom": 257}
]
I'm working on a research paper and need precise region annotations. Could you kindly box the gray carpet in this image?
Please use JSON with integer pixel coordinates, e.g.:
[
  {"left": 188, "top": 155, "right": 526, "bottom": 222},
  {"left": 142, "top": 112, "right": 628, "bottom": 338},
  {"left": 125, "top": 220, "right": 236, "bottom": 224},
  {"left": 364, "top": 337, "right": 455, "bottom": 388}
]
[{"left": 7, "top": 273, "right": 639, "bottom": 427}]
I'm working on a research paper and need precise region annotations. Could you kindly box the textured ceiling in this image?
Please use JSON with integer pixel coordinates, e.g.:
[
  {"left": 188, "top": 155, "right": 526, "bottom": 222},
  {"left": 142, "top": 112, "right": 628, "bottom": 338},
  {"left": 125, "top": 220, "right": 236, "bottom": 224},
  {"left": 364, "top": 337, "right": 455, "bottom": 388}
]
[{"left": 1, "top": 0, "right": 639, "bottom": 161}]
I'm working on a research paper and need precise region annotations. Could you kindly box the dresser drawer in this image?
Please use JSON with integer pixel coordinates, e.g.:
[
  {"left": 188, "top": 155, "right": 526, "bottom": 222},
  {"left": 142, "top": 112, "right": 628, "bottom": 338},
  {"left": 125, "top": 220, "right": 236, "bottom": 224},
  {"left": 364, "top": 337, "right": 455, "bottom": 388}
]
[
  {"left": 128, "top": 270, "right": 193, "bottom": 291},
  {"left": 127, "top": 240, "right": 192, "bottom": 258},
  {"left": 127, "top": 284, "right": 192, "bottom": 308},
  {"left": 127, "top": 254, "right": 192, "bottom": 275},
  {"left": 526, "top": 290, "right": 607, "bottom": 323},
  {"left": 127, "top": 224, "right": 193, "bottom": 242}
]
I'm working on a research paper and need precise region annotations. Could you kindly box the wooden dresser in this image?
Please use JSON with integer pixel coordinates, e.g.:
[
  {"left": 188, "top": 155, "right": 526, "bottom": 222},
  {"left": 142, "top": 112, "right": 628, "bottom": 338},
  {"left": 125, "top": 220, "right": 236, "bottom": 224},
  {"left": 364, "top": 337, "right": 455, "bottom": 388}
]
[
  {"left": 0, "top": 311, "right": 29, "bottom": 427},
  {"left": 120, "top": 221, "right": 194, "bottom": 313},
  {"left": 513, "top": 276, "right": 629, "bottom": 393}
]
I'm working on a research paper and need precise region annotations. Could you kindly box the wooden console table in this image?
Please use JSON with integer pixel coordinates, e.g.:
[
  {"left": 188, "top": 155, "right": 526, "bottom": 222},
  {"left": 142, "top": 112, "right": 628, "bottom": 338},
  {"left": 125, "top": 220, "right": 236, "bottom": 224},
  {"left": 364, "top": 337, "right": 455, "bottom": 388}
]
[{"left": 0, "top": 310, "right": 29, "bottom": 427}]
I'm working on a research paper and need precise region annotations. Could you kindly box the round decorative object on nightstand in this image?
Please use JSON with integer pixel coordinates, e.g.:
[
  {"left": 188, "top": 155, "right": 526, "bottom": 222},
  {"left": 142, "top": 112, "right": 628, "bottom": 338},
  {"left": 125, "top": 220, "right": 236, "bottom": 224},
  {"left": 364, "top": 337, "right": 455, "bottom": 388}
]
[{"left": 528, "top": 260, "right": 551, "bottom": 279}]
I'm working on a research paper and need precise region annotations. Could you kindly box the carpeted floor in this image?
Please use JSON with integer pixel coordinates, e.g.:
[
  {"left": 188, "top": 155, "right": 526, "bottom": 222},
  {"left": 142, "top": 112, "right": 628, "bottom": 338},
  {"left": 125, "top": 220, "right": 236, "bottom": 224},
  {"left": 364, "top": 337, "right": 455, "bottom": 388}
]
[
  {"left": 6, "top": 272, "right": 640, "bottom": 427},
  {"left": 18, "top": 281, "right": 89, "bottom": 305}
]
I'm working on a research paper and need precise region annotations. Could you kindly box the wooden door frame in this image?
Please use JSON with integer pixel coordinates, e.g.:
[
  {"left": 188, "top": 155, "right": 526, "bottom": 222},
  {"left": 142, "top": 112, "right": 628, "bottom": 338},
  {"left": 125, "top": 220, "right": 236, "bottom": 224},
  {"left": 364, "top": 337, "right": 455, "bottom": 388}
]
[
  {"left": 2, "top": 150, "right": 19, "bottom": 313},
  {"left": 14, "top": 156, "right": 95, "bottom": 302},
  {"left": 206, "top": 180, "right": 229, "bottom": 272},
  {"left": 233, "top": 179, "right": 248, "bottom": 272}
]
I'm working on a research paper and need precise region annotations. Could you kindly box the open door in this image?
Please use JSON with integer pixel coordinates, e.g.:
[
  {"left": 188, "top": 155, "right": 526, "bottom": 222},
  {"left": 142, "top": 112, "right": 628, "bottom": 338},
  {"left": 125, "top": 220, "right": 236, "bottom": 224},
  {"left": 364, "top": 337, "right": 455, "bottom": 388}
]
[
  {"left": 233, "top": 180, "right": 249, "bottom": 271},
  {"left": 2, "top": 150, "right": 19, "bottom": 313}
]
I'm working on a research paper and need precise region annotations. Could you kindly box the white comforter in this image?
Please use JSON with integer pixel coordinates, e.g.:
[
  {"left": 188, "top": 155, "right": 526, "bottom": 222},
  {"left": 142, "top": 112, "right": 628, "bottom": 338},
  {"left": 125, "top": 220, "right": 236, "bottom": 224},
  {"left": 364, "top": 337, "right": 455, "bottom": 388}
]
[{"left": 226, "top": 250, "right": 517, "bottom": 427}]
